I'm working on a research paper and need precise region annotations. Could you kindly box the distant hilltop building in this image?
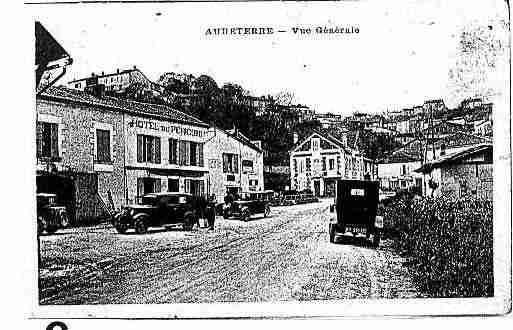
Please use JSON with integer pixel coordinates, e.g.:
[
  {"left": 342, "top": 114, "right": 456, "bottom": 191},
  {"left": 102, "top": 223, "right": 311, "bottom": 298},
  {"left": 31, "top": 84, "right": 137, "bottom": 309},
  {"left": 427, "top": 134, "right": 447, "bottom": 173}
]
[
  {"left": 67, "top": 66, "right": 164, "bottom": 96},
  {"left": 314, "top": 112, "right": 344, "bottom": 128}
]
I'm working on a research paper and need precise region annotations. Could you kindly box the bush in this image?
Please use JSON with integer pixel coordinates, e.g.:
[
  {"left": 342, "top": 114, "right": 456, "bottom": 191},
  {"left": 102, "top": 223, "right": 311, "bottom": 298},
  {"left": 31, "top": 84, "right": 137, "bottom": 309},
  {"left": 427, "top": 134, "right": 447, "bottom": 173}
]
[{"left": 382, "top": 194, "right": 493, "bottom": 297}]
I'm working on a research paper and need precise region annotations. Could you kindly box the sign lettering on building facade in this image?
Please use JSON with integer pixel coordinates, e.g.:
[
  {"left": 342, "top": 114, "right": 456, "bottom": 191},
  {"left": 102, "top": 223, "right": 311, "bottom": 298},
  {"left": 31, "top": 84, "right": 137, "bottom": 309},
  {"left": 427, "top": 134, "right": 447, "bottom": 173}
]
[{"left": 128, "top": 119, "right": 204, "bottom": 138}]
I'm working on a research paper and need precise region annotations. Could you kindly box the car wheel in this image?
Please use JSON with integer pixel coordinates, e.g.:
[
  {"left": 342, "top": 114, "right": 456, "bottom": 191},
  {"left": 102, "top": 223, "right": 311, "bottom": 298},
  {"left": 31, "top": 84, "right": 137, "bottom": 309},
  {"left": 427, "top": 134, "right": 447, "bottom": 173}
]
[
  {"left": 372, "top": 231, "right": 381, "bottom": 248},
  {"left": 115, "top": 222, "right": 128, "bottom": 234},
  {"left": 134, "top": 216, "right": 148, "bottom": 234},
  {"left": 241, "top": 208, "right": 251, "bottom": 222},
  {"left": 264, "top": 205, "right": 271, "bottom": 217}
]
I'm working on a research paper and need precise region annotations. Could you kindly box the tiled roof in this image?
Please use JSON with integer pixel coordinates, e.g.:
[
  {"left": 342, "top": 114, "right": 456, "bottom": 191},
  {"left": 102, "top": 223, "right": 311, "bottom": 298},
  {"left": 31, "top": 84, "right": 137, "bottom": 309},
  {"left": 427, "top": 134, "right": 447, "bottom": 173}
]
[
  {"left": 381, "top": 131, "right": 491, "bottom": 164},
  {"left": 415, "top": 144, "right": 492, "bottom": 173},
  {"left": 39, "top": 86, "right": 208, "bottom": 127}
]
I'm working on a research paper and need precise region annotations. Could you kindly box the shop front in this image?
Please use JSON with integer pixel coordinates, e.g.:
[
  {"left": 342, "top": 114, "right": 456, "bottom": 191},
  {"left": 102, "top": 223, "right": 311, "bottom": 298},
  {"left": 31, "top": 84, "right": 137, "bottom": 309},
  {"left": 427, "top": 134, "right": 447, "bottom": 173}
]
[{"left": 124, "top": 116, "right": 210, "bottom": 204}]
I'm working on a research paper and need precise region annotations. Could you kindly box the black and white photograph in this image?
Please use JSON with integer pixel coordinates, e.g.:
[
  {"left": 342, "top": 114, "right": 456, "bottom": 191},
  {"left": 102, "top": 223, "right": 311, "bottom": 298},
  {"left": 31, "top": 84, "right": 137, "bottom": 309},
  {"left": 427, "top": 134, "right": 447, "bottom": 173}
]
[{"left": 10, "top": 0, "right": 512, "bottom": 323}]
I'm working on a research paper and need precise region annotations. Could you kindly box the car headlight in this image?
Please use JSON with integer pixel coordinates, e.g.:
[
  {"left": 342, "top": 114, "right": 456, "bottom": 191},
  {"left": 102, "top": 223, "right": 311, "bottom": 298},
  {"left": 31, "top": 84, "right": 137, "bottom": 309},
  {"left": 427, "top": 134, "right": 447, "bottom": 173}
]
[
  {"left": 129, "top": 209, "right": 135, "bottom": 216},
  {"left": 374, "top": 215, "right": 384, "bottom": 229}
]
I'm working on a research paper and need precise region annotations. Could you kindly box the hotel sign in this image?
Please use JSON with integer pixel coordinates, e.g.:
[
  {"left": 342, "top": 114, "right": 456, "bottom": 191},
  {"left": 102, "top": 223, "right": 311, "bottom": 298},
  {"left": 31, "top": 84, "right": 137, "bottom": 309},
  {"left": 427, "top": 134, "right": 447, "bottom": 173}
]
[{"left": 128, "top": 119, "right": 204, "bottom": 138}]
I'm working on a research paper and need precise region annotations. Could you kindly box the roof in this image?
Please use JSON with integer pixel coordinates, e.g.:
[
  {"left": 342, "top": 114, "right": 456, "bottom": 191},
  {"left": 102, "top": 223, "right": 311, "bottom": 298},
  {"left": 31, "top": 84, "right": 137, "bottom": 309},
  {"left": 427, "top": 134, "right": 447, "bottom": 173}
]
[
  {"left": 39, "top": 86, "right": 208, "bottom": 127},
  {"left": 219, "top": 127, "right": 262, "bottom": 153},
  {"left": 35, "top": 22, "right": 71, "bottom": 66},
  {"left": 68, "top": 68, "right": 137, "bottom": 83},
  {"left": 415, "top": 144, "right": 492, "bottom": 173},
  {"left": 380, "top": 131, "right": 491, "bottom": 164},
  {"left": 380, "top": 139, "right": 424, "bottom": 163},
  {"left": 291, "top": 129, "right": 353, "bottom": 154}
]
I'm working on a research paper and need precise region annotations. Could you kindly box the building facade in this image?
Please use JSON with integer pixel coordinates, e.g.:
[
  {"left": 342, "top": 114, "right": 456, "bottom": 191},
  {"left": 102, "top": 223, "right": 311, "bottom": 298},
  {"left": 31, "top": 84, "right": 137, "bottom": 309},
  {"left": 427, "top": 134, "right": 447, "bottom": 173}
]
[
  {"left": 123, "top": 115, "right": 210, "bottom": 205},
  {"left": 289, "top": 132, "right": 376, "bottom": 197},
  {"left": 204, "top": 128, "right": 264, "bottom": 203},
  {"left": 36, "top": 88, "right": 126, "bottom": 224},
  {"left": 416, "top": 144, "right": 493, "bottom": 200},
  {"left": 36, "top": 86, "right": 264, "bottom": 224}
]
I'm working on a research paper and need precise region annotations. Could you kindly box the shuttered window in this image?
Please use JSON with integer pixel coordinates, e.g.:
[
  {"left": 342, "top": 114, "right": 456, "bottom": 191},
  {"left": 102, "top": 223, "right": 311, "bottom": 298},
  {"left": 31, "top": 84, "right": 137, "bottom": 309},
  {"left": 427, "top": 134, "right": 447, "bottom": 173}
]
[
  {"left": 136, "top": 134, "right": 161, "bottom": 164},
  {"left": 96, "top": 129, "right": 111, "bottom": 163},
  {"left": 223, "top": 153, "right": 239, "bottom": 173},
  {"left": 36, "top": 121, "right": 59, "bottom": 159},
  {"left": 169, "top": 138, "right": 178, "bottom": 164},
  {"left": 177, "top": 140, "right": 204, "bottom": 166}
]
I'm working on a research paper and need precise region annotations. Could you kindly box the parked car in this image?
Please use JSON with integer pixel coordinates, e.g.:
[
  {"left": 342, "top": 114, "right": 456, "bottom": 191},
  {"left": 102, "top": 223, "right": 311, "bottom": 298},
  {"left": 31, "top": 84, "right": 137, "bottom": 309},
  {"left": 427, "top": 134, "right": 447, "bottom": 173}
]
[
  {"left": 37, "top": 193, "right": 69, "bottom": 235},
  {"left": 223, "top": 190, "right": 273, "bottom": 221},
  {"left": 329, "top": 179, "right": 383, "bottom": 247},
  {"left": 112, "top": 192, "right": 203, "bottom": 234}
]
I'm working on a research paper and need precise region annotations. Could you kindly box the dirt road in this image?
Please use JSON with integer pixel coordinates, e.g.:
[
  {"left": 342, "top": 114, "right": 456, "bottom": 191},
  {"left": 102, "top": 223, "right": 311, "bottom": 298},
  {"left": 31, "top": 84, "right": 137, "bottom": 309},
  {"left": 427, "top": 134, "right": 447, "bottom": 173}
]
[{"left": 39, "top": 200, "right": 420, "bottom": 304}]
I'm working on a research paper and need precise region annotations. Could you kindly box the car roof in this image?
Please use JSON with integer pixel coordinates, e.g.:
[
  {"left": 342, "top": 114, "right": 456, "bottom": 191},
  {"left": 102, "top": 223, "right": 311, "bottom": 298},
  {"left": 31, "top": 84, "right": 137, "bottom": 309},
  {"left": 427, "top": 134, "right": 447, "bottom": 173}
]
[{"left": 37, "top": 193, "right": 57, "bottom": 197}]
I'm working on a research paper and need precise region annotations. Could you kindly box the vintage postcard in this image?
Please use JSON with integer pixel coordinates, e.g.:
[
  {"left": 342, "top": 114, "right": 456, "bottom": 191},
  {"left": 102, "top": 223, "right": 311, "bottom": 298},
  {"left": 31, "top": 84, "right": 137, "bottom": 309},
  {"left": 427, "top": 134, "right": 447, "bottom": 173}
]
[{"left": 23, "top": 0, "right": 512, "bottom": 322}]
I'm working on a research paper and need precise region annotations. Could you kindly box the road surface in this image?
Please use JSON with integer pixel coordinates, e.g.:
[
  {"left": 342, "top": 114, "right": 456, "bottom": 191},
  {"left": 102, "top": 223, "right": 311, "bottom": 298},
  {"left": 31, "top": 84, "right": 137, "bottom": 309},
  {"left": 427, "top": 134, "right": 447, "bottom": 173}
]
[{"left": 39, "top": 200, "right": 420, "bottom": 304}]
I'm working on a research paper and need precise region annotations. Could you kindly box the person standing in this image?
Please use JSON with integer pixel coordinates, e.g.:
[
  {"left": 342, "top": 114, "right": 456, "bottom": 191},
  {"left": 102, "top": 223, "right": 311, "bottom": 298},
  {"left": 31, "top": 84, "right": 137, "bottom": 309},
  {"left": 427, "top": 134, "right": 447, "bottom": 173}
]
[{"left": 206, "top": 194, "right": 216, "bottom": 230}]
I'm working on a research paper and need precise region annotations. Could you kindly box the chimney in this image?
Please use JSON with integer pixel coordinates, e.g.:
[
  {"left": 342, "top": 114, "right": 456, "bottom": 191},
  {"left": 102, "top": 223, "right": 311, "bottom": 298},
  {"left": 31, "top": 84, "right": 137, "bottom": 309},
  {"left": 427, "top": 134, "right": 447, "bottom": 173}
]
[
  {"left": 293, "top": 132, "right": 299, "bottom": 144},
  {"left": 91, "top": 72, "right": 95, "bottom": 77},
  {"left": 117, "top": 68, "right": 120, "bottom": 74},
  {"left": 101, "top": 71, "right": 105, "bottom": 76},
  {"left": 133, "top": 65, "right": 137, "bottom": 70}
]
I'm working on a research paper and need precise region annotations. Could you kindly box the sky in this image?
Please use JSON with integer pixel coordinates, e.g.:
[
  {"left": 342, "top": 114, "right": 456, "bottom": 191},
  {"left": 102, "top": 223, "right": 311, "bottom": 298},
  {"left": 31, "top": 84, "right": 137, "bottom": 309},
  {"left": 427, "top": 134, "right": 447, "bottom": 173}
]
[{"left": 31, "top": 1, "right": 509, "bottom": 115}]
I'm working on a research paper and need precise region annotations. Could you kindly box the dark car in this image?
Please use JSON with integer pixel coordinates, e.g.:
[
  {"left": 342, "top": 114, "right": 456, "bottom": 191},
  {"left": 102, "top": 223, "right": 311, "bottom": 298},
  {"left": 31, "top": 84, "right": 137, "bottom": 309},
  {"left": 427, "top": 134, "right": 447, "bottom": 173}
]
[
  {"left": 113, "top": 192, "right": 203, "bottom": 234},
  {"left": 37, "top": 193, "right": 69, "bottom": 235},
  {"left": 223, "top": 190, "right": 273, "bottom": 221},
  {"left": 329, "top": 180, "right": 384, "bottom": 247}
]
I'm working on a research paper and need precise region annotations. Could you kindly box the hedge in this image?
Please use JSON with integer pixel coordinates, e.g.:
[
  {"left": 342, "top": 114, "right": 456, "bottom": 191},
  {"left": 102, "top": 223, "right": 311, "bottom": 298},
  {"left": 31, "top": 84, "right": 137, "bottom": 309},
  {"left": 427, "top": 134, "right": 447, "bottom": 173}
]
[{"left": 380, "top": 193, "right": 493, "bottom": 297}]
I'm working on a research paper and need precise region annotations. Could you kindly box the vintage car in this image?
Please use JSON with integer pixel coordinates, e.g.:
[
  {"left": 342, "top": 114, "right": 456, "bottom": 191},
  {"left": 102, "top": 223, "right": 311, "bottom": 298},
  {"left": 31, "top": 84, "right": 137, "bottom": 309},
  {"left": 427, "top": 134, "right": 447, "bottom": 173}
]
[
  {"left": 223, "top": 190, "right": 273, "bottom": 221},
  {"left": 112, "top": 192, "right": 204, "bottom": 234},
  {"left": 329, "top": 179, "right": 383, "bottom": 247},
  {"left": 37, "top": 193, "right": 69, "bottom": 235}
]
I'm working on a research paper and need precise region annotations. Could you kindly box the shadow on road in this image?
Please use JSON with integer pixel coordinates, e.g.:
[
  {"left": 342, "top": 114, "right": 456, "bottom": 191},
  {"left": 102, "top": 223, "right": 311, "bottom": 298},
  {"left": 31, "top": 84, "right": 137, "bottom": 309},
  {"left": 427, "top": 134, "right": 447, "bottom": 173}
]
[{"left": 332, "top": 234, "right": 377, "bottom": 249}]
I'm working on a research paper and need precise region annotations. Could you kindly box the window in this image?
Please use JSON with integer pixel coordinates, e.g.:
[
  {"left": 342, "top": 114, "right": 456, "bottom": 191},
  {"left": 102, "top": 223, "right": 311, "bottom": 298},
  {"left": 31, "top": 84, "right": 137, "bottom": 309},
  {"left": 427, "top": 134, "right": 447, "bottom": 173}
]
[
  {"left": 329, "top": 158, "right": 335, "bottom": 171},
  {"left": 298, "top": 159, "right": 304, "bottom": 173},
  {"left": 440, "top": 143, "right": 446, "bottom": 156},
  {"left": 312, "top": 138, "right": 320, "bottom": 151},
  {"left": 223, "top": 153, "right": 239, "bottom": 173},
  {"left": 96, "top": 129, "right": 111, "bottom": 163},
  {"left": 401, "top": 164, "right": 407, "bottom": 176},
  {"left": 169, "top": 138, "right": 178, "bottom": 164},
  {"left": 137, "top": 134, "right": 161, "bottom": 164},
  {"left": 179, "top": 140, "right": 204, "bottom": 166},
  {"left": 137, "top": 177, "right": 161, "bottom": 197},
  {"left": 242, "top": 159, "right": 254, "bottom": 173},
  {"left": 168, "top": 178, "right": 179, "bottom": 192},
  {"left": 306, "top": 157, "right": 311, "bottom": 172},
  {"left": 36, "top": 122, "right": 59, "bottom": 159},
  {"left": 250, "top": 179, "right": 258, "bottom": 186},
  {"left": 322, "top": 157, "right": 326, "bottom": 171},
  {"left": 185, "top": 179, "right": 204, "bottom": 196}
]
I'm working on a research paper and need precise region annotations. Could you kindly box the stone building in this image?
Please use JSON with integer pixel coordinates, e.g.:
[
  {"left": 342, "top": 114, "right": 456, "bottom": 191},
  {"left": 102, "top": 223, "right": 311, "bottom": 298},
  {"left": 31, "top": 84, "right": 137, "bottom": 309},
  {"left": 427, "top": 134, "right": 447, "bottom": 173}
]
[
  {"left": 36, "top": 86, "right": 266, "bottom": 223},
  {"left": 36, "top": 87, "right": 126, "bottom": 224},
  {"left": 204, "top": 128, "right": 264, "bottom": 203},
  {"left": 289, "top": 131, "right": 376, "bottom": 197},
  {"left": 415, "top": 144, "right": 493, "bottom": 200}
]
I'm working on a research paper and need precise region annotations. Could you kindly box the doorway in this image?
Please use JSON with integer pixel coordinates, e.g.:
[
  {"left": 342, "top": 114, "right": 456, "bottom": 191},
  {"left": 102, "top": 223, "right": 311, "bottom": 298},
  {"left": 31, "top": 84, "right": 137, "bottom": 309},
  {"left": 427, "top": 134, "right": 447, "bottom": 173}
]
[{"left": 314, "top": 180, "right": 321, "bottom": 197}]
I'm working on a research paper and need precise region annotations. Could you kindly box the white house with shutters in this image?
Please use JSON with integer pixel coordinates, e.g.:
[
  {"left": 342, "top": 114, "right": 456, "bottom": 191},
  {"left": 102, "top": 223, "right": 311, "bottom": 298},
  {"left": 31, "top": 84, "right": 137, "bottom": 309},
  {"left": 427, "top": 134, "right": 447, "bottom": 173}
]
[{"left": 289, "top": 131, "right": 376, "bottom": 197}]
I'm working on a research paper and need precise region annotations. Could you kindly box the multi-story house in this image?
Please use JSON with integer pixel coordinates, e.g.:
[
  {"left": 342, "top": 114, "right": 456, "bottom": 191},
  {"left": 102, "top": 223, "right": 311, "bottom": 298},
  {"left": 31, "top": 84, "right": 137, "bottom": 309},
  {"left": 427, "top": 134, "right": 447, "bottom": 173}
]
[{"left": 289, "top": 131, "right": 376, "bottom": 197}]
